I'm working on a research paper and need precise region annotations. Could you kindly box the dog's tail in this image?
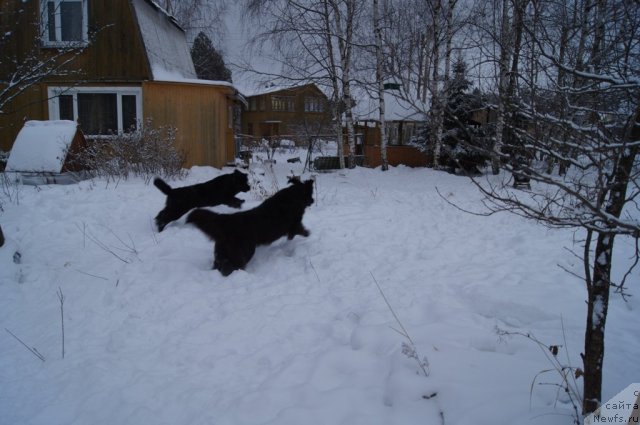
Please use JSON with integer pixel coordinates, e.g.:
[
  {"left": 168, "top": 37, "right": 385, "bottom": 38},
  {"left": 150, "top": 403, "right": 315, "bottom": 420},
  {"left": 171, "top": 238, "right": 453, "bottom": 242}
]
[
  {"left": 153, "top": 178, "right": 173, "bottom": 195},
  {"left": 186, "top": 209, "right": 222, "bottom": 241}
]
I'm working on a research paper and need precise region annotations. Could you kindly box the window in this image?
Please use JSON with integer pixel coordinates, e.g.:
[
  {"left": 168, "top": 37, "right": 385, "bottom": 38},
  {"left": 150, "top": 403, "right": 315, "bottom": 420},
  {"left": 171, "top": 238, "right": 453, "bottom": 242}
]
[
  {"left": 41, "top": 0, "right": 88, "bottom": 46},
  {"left": 388, "top": 123, "right": 400, "bottom": 145},
  {"left": 48, "top": 87, "right": 143, "bottom": 137},
  {"left": 271, "top": 96, "right": 294, "bottom": 112},
  {"left": 304, "top": 97, "right": 324, "bottom": 113}
]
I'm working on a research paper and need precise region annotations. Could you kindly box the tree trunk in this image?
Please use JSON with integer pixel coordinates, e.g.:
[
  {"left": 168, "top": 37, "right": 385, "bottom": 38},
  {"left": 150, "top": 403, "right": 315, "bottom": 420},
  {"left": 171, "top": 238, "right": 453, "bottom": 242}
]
[
  {"left": 583, "top": 231, "right": 613, "bottom": 415},
  {"left": 374, "top": 0, "right": 388, "bottom": 171},
  {"left": 321, "top": 0, "right": 345, "bottom": 169},
  {"left": 491, "top": 0, "right": 512, "bottom": 175},
  {"left": 582, "top": 108, "right": 640, "bottom": 415},
  {"left": 430, "top": 0, "right": 442, "bottom": 168},
  {"left": 344, "top": 89, "right": 356, "bottom": 169},
  {"left": 340, "top": 0, "right": 356, "bottom": 169}
]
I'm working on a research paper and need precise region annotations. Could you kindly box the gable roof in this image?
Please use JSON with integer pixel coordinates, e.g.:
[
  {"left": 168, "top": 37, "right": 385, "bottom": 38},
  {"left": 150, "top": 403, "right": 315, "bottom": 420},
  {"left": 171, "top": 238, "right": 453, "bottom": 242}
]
[
  {"left": 132, "top": 0, "right": 197, "bottom": 80},
  {"left": 241, "top": 83, "right": 328, "bottom": 99}
]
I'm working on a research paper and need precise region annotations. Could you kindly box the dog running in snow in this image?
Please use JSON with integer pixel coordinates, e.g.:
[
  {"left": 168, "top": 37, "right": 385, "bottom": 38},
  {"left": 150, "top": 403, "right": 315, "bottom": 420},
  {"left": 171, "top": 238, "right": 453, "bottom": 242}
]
[
  {"left": 153, "top": 169, "right": 250, "bottom": 232},
  {"left": 187, "top": 178, "right": 314, "bottom": 276}
]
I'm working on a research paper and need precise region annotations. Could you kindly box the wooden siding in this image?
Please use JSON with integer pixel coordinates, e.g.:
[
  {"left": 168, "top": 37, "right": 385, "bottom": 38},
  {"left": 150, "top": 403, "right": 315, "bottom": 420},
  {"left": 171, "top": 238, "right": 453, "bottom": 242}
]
[
  {"left": 242, "top": 84, "right": 332, "bottom": 141},
  {"left": 0, "top": 0, "right": 149, "bottom": 83},
  {"left": 362, "top": 145, "right": 431, "bottom": 168},
  {"left": 143, "top": 81, "right": 235, "bottom": 168},
  {"left": 1, "top": 0, "right": 150, "bottom": 151},
  {"left": 0, "top": 84, "right": 49, "bottom": 151}
]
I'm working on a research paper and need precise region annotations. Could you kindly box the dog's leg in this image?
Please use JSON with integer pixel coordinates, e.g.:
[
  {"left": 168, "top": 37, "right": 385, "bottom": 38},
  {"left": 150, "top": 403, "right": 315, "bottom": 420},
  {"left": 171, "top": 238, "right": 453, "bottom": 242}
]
[
  {"left": 157, "top": 202, "right": 192, "bottom": 231},
  {"left": 155, "top": 210, "right": 169, "bottom": 232},
  {"left": 225, "top": 197, "right": 245, "bottom": 209},
  {"left": 214, "top": 241, "right": 256, "bottom": 276},
  {"left": 288, "top": 223, "right": 310, "bottom": 239}
]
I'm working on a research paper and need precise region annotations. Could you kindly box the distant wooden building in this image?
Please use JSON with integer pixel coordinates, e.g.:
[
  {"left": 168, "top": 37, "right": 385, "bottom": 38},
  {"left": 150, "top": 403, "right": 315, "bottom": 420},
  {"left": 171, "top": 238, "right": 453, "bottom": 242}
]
[
  {"left": 0, "top": 0, "right": 241, "bottom": 168},
  {"left": 351, "top": 86, "right": 431, "bottom": 168},
  {"left": 241, "top": 83, "right": 332, "bottom": 144}
]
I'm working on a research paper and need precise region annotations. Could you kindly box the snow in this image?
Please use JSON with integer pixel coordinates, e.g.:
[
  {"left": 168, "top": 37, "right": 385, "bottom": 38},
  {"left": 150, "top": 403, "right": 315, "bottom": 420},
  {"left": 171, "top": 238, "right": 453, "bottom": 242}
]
[
  {"left": 5, "top": 120, "right": 78, "bottom": 173},
  {"left": 1, "top": 149, "right": 638, "bottom": 425},
  {"left": 132, "top": 0, "right": 197, "bottom": 80}
]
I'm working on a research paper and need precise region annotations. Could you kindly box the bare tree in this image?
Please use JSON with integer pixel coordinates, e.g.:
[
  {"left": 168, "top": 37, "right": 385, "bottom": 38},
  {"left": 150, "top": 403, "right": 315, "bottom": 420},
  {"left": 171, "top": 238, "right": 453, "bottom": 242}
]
[
  {"left": 458, "top": 0, "right": 640, "bottom": 415},
  {"left": 241, "top": 0, "right": 364, "bottom": 169},
  {"left": 155, "top": 0, "right": 229, "bottom": 43}
]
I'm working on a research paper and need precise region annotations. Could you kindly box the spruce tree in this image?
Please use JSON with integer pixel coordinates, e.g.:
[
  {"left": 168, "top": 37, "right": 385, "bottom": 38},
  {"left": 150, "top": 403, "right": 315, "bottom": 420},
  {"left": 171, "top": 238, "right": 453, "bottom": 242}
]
[
  {"left": 190, "top": 32, "right": 232, "bottom": 82},
  {"left": 440, "top": 57, "right": 490, "bottom": 174}
]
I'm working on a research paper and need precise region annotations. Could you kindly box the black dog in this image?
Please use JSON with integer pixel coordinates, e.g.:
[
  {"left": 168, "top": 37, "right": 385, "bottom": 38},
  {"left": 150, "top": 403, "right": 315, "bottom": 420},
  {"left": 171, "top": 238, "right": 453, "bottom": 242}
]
[
  {"left": 154, "top": 169, "right": 250, "bottom": 232},
  {"left": 187, "top": 179, "right": 314, "bottom": 276}
]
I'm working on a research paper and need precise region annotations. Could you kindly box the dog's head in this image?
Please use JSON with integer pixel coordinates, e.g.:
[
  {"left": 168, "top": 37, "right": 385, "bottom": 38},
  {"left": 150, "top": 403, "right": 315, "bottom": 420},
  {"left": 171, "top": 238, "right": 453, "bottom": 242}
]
[
  {"left": 232, "top": 169, "right": 251, "bottom": 193},
  {"left": 297, "top": 179, "right": 314, "bottom": 207}
]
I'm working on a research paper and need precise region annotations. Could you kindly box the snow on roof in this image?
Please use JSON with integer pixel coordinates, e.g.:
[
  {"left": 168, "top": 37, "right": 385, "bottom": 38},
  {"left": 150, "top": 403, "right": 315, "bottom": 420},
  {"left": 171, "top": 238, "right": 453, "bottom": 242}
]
[
  {"left": 5, "top": 120, "right": 78, "bottom": 173},
  {"left": 354, "top": 89, "right": 428, "bottom": 122},
  {"left": 150, "top": 76, "right": 236, "bottom": 89},
  {"left": 242, "top": 84, "right": 295, "bottom": 98},
  {"left": 132, "top": 0, "right": 197, "bottom": 80},
  {"left": 240, "top": 82, "right": 325, "bottom": 98}
]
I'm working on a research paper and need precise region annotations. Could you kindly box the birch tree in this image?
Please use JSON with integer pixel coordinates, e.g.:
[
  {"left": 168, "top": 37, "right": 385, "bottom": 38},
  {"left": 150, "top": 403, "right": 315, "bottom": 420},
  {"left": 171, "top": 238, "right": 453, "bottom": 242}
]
[
  {"left": 374, "top": 0, "right": 389, "bottom": 171},
  {"left": 462, "top": 0, "right": 640, "bottom": 415},
  {"left": 242, "top": 0, "right": 362, "bottom": 169}
]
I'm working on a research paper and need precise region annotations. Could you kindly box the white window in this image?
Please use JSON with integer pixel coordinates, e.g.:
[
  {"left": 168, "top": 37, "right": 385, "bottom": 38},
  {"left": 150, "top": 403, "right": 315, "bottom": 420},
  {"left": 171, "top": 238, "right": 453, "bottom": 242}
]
[
  {"left": 41, "top": 0, "right": 88, "bottom": 47},
  {"left": 48, "top": 87, "right": 143, "bottom": 137}
]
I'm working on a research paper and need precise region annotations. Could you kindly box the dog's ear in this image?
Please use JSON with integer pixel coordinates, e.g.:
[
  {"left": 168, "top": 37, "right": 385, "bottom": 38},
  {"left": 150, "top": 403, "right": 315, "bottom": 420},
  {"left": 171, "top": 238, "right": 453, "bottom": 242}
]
[{"left": 287, "top": 175, "right": 301, "bottom": 185}]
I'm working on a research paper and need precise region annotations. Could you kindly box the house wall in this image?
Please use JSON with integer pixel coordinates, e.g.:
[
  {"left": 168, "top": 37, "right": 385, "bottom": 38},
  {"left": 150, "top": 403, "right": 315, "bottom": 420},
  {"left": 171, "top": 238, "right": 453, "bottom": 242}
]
[
  {"left": 143, "top": 81, "right": 235, "bottom": 168},
  {"left": 363, "top": 145, "right": 431, "bottom": 168},
  {"left": 242, "top": 85, "right": 332, "bottom": 142},
  {"left": 0, "top": 0, "right": 150, "bottom": 151},
  {"left": 0, "top": 84, "right": 49, "bottom": 151}
]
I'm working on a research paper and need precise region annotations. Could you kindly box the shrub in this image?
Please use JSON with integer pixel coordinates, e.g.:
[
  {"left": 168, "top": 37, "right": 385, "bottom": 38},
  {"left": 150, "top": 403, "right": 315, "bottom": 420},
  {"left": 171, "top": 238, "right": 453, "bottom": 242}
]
[{"left": 76, "top": 119, "right": 186, "bottom": 183}]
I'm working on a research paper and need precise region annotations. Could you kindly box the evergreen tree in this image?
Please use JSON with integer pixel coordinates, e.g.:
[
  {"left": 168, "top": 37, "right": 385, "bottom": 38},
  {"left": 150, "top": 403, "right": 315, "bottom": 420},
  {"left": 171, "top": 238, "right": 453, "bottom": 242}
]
[
  {"left": 439, "top": 57, "right": 490, "bottom": 174},
  {"left": 444, "top": 57, "right": 474, "bottom": 128},
  {"left": 190, "top": 32, "right": 232, "bottom": 82}
]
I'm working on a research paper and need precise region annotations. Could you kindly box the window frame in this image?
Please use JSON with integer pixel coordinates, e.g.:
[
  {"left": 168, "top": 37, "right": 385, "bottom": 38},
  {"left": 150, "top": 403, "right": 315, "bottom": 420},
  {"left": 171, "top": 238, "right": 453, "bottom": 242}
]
[
  {"left": 40, "top": 0, "right": 89, "bottom": 47},
  {"left": 271, "top": 95, "right": 295, "bottom": 112},
  {"left": 304, "top": 96, "right": 325, "bottom": 113},
  {"left": 47, "top": 86, "right": 143, "bottom": 138}
]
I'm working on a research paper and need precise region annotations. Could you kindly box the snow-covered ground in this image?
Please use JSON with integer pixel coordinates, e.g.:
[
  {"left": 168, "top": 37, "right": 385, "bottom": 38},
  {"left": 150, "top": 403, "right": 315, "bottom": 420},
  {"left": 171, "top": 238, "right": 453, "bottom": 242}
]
[{"left": 1, "top": 148, "right": 638, "bottom": 425}]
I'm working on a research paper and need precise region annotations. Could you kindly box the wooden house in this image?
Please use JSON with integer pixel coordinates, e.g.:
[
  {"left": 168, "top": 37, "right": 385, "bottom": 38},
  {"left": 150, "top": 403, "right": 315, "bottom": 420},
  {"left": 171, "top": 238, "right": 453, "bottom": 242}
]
[
  {"left": 351, "top": 86, "right": 430, "bottom": 168},
  {"left": 0, "top": 0, "right": 241, "bottom": 169},
  {"left": 241, "top": 83, "right": 332, "bottom": 145}
]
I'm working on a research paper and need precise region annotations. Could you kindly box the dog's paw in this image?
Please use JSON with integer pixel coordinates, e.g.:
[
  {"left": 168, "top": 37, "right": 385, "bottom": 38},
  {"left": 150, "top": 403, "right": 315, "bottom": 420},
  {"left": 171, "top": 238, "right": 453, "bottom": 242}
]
[{"left": 155, "top": 221, "right": 167, "bottom": 232}]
